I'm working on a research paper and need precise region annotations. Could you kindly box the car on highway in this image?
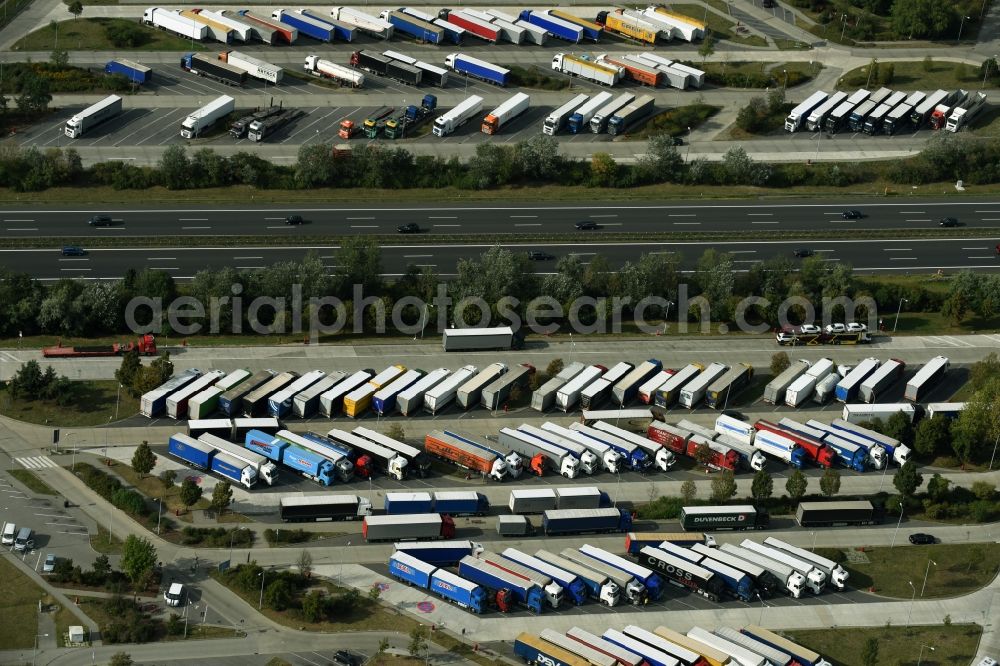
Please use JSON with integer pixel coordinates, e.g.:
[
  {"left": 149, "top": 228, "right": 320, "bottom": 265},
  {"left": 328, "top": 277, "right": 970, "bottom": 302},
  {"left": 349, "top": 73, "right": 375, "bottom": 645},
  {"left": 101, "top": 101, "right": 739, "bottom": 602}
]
[
  {"left": 62, "top": 246, "right": 87, "bottom": 257},
  {"left": 88, "top": 215, "right": 112, "bottom": 227},
  {"left": 397, "top": 223, "right": 420, "bottom": 234},
  {"left": 799, "top": 324, "right": 821, "bottom": 334},
  {"left": 841, "top": 210, "right": 864, "bottom": 219},
  {"left": 575, "top": 221, "right": 599, "bottom": 230},
  {"left": 43, "top": 553, "right": 57, "bottom": 573},
  {"left": 824, "top": 323, "right": 846, "bottom": 334},
  {"left": 938, "top": 217, "right": 959, "bottom": 227},
  {"left": 793, "top": 248, "right": 814, "bottom": 258},
  {"left": 846, "top": 322, "right": 868, "bottom": 332},
  {"left": 527, "top": 251, "right": 555, "bottom": 261},
  {"left": 285, "top": 215, "right": 304, "bottom": 225},
  {"left": 909, "top": 533, "right": 936, "bottom": 545}
]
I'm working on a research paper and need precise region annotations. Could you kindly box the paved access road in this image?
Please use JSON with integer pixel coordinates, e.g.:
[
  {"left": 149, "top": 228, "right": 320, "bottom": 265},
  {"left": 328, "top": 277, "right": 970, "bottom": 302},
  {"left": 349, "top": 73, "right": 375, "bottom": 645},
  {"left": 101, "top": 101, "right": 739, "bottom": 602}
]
[
  {"left": 7, "top": 236, "right": 1000, "bottom": 279},
  {"left": 3, "top": 198, "right": 997, "bottom": 240}
]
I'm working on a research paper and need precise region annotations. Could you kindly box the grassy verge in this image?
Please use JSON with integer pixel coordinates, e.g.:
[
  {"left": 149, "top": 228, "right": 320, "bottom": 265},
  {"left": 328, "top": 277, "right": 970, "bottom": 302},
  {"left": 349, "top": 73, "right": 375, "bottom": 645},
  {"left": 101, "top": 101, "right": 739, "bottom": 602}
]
[
  {"left": 9, "top": 469, "right": 58, "bottom": 495},
  {"left": 165, "top": 625, "right": 243, "bottom": 641},
  {"left": 113, "top": 462, "right": 211, "bottom": 516},
  {"left": 263, "top": 528, "right": 341, "bottom": 547},
  {"left": 633, "top": 103, "right": 720, "bottom": 140},
  {"left": 0, "top": 380, "right": 138, "bottom": 427},
  {"left": 90, "top": 526, "right": 122, "bottom": 554},
  {"left": 837, "top": 59, "right": 985, "bottom": 93},
  {"left": 692, "top": 60, "right": 820, "bottom": 89},
  {"left": 841, "top": 543, "right": 1000, "bottom": 598},
  {"left": 53, "top": 601, "right": 80, "bottom": 647},
  {"left": 787, "top": 624, "right": 980, "bottom": 666},
  {"left": 505, "top": 65, "right": 570, "bottom": 91},
  {"left": 14, "top": 18, "right": 207, "bottom": 51},
  {"left": 0, "top": 556, "right": 43, "bottom": 648},
  {"left": 891, "top": 310, "right": 1000, "bottom": 337},
  {"left": 670, "top": 3, "right": 768, "bottom": 46},
  {"left": 773, "top": 38, "right": 812, "bottom": 50}
]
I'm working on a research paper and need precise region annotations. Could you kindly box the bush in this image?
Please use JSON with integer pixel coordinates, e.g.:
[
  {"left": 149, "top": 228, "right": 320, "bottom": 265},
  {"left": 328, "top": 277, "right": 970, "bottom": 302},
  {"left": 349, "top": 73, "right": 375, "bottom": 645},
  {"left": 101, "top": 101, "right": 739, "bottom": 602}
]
[
  {"left": 505, "top": 65, "right": 569, "bottom": 91},
  {"left": 636, "top": 496, "right": 685, "bottom": 520},
  {"left": 264, "top": 528, "right": 315, "bottom": 546},
  {"left": 111, "top": 488, "right": 148, "bottom": 517},
  {"left": 180, "top": 527, "right": 254, "bottom": 548},
  {"left": 104, "top": 20, "right": 150, "bottom": 48}
]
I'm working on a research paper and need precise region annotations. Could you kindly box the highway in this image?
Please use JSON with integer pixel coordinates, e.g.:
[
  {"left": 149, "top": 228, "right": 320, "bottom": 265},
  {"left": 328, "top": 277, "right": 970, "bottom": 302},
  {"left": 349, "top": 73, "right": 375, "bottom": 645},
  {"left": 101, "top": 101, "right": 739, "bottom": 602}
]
[
  {"left": 2, "top": 198, "right": 1000, "bottom": 239},
  {"left": 7, "top": 236, "right": 1000, "bottom": 279}
]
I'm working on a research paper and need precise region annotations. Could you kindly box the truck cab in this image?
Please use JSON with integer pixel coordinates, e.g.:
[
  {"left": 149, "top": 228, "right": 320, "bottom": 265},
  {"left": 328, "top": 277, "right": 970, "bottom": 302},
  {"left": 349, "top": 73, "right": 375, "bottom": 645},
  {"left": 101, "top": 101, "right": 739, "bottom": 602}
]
[{"left": 337, "top": 119, "right": 358, "bottom": 140}]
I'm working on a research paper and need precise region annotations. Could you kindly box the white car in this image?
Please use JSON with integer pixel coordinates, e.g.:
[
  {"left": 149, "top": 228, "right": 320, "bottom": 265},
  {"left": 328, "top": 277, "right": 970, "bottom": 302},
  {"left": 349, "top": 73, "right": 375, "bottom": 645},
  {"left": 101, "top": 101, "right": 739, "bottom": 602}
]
[
  {"left": 825, "top": 323, "right": 846, "bottom": 334},
  {"left": 42, "top": 554, "right": 57, "bottom": 573},
  {"left": 799, "top": 324, "right": 821, "bottom": 334},
  {"left": 164, "top": 583, "right": 186, "bottom": 607},
  {"left": 976, "top": 658, "right": 997, "bottom": 666},
  {"left": 846, "top": 322, "right": 868, "bottom": 332}
]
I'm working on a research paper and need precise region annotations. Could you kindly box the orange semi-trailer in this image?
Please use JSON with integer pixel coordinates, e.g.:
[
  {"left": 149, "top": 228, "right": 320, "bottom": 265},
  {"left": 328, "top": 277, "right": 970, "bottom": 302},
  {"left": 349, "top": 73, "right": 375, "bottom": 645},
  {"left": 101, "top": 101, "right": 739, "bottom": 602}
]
[{"left": 424, "top": 430, "right": 510, "bottom": 480}]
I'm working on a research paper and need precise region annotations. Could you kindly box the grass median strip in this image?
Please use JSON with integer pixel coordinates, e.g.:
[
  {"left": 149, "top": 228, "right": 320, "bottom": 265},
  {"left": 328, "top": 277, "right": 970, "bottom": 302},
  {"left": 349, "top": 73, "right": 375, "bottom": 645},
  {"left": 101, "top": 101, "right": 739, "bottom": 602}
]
[
  {"left": 788, "top": 624, "right": 980, "bottom": 666},
  {"left": 9, "top": 468, "right": 58, "bottom": 495}
]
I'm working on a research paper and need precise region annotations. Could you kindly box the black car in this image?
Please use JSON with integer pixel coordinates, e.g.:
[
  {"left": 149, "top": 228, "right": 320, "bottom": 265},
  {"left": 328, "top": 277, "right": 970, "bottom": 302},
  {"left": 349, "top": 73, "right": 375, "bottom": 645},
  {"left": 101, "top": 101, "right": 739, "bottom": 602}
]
[
  {"left": 527, "top": 251, "right": 555, "bottom": 261},
  {"left": 841, "top": 209, "right": 863, "bottom": 220},
  {"left": 909, "top": 533, "right": 936, "bottom": 545},
  {"left": 938, "top": 217, "right": 959, "bottom": 227},
  {"left": 62, "top": 245, "right": 87, "bottom": 257},
  {"left": 793, "top": 248, "right": 815, "bottom": 258},
  {"left": 334, "top": 652, "right": 355, "bottom": 666},
  {"left": 397, "top": 223, "right": 420, "bottom": 234},
  {"left": 285, "top": 215, "right": 304, "bottom": 225},
  {"left": 575, "top": 221, "right": 598, "bottom": 230},
  {"left": 88, "top": 215, "right": 112, "bottom": 226}
]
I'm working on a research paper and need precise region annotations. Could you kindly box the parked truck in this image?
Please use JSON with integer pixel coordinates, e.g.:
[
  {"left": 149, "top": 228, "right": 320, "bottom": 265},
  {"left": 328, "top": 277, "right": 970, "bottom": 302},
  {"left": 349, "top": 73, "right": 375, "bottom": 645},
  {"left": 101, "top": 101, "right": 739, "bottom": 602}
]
[
  {"left": 498, "top": 428, "right": 578, "bottom": 477},
  {"left": 532, "top": 362, "right": 585, "bottom": 410},
  {"left": 757, "top": 419, "right": 834, "bottom": 468},
  {"left": 481, "top": 93, "right": 531, "bottom": 135},
  {"left": 904, "top": 355, "right": 949, "bottom": 402},
  {"left": 678, "top": 362, "right": 728, "bottom": 409},
  {"left": 569, "top": 423, "right": 651, "bottom": 470},
  {"left": 741, "top": 539, "right": 825, "bottom": 594},
  {"left": 372, "top": 369, "right": 423, "bottom": 415},
  {"left": 445, "top": 54, "right": 509, "bottom": 86},
  {"left": 319, "top": 370, "right": 372, "bottom": 417},
  {"left": 680, "top": 505, "right": 769, "bottom": 532},
  {"left": 784, "top": 357, "right": 834, "bottom": 408},
  {"left": 741, "top": 626, "right": 833, "bottom": 666},
  {"left": 352, "top": 426, "right": 431, "bottom": 477},
  {"left": 424, "top": 430, "right": 512, "bottom": 480},
  {"left": 603, "top": 630, "right": 679, "bottom": 666},
  {"left": 394, "top": 540, "right": 483, "bottom": 566},
  {"left": 105, "top": 59, "right": 152, "bottom": 86},
  {"left": 424, "top": 365, "right": 477, "bottom": 413},
  {"left": 859, "top": 357, "right": 904, "bottom": 403},
  {"left": 795, "top": 500, "right": 880, "bottom": 527},
  {"left": 705, "top": 363, "right": 753, "bottom": 409},
  {"left": 477, "top": 551, "right": 563, "bottom": 608},
  {"left": 611, "top": 360, "right": 662, "bottom": 406},
  {"left": 551, "top": 53, "right": 621, "bottom": 87},
  {"left": 566, "top": 91, "right": 613, "bottom": 133},
  {"left": 457, "top": 363, "right": 506, "bottom": 409},
  {"left": 459, "top": 556, "right": 545, "bottom": 613},
  {"left": 863, "top": 90, "right": 906, "bottom": 134},
  {"left": 946, "top": 91, "right": 987, "bottom": 132},
  {"left": 785, "top": 90, "right": 828, "bottom": 132},
  {"left": 541, "top": 423, "right": 624, "bottom": 473},
  {"left": 139, "top": 369, "right": 203, "bottom": 418},
  {"left": 596, "top": 10, "right": 659, "bottom": 45},
  {"left": 780, "top": 418, "right": 865, "bottom": 472},
  {"left": 180, "top": 95, "right": 235, "bottom": 139},
  {"left": 622, "top": 626, "right": 706, "bottom": 666},
  {"left": 519, "top": 9, "right": 583, "bottom": 42},
  {"left": 806, "top": 90, "right": 847, "bottom": 131},
  {"left": 636, "top": 545, "right": 723, "bottom": 602},
  {"left": 684, "top": 549, "right": 755, "bottom": 601},
  {"left": 806, "top": 419, "right": 887, "bottom": 469},
  {"left": 218, "top": 370, "right": 272, "bottom": 416},
  {"left": 590, "top": 93, "right": 635, "bottom": 133},
  {"left": 592, "top": 421, "right": 674, "bottom": 471},
  {"left": 910, "top": 89, "right": 951, "bottom": 126},
  {"left": 515, "top": 634, "right": 589, "bottom": 666},
  {"left": 556, "top": 365, "right": 605, "bottom": 412},
  {"left": 835, "top": 357, "right": 880, "bottom": 403},
  {"left": 381, "top": 10, "right": 443, "bottom": 43},
  {"left": 654, "top": 363, "right": 703, "bottom": 407},
  {"left": 719, "top": 544, "right": 805, "bottom": 598},
  {"left": 536, "top": 550, "right": 621, "bottom": 606},
  {"left": 482, "top": 363, "right": 533, "bottom": 409},
  {"left": 442, "top": 9, "right": 500, "bottom": 42},
  {"left": 243, "top": 429, "right": 337, "bottom": 486},
  {"left": 503, "top": 549, "right": 588, "bottom": 605},
  {"left": 692, "top": 542, "right": 779, "bottom": 598},
  {"left": 542, "top": 94, "right": 590, "bottom": 135},
  {"left": 198, "top": 432, "right": 277, "bottom": 485},
  {"left": 543, "top": 508, "right": 632, "bottom": 536},
  {"left": 143, "top": 7, "right": 207, "bottom": 40},
  {"left": 825, "top": 89, "right": 870, "bottom": 133},
  {"left": 394, "top": 368, "right": 449, "bottom": 415},
  {"left": 830, "top": 418, "right": 910, "bottom": 464},
  {"left": 384, "top": 492, "right": 433, "bottom": 515},
  {"left": 432, "top": 95, "right": 485, "bottom": 136},
  {"left": 220, "top": 50, "right": 283, "bottom": 83},
  {"left": 278, "top": 494, "right": 372, "bottom": 522},
  {"left": 64, "top": 95, "right": 124, "bottom": 139},
  {"left": 561, "top": 548, "right": 646, "bottom": 605},
  {"left": 363, "top": 513, "right": 455, "bottom": 542},
  {"left": 304, "top": 55, "right": 364, "bottom": 87},
  {"left": 389, "top": 551, "right": 487, "bottom": 613},
  {"left": 326, "top": 429, "right": 406, "bottom": 479},
  {"left": 764, "top": 536, "right": 848, "bottom": 590},
  {"left": 180, "top": 53, "right": 246, "bottom": 87},
  {"left": 751, "top": 428, "right": 806, "bottom": 468},
  {"left": 883, "top": 91, "right": 925, "bottom": 134},
  {"left": 385, "top": 95, "right": 438, "bottom": 139},
  {"left": 605, "top": 94, "right": 653, "bottom": 135},
  {"left": 330, "top": 7, "right": 392, "bottom": 39},
  {"left": 930, "top": 89, "right": 970, "bottom": 130}
]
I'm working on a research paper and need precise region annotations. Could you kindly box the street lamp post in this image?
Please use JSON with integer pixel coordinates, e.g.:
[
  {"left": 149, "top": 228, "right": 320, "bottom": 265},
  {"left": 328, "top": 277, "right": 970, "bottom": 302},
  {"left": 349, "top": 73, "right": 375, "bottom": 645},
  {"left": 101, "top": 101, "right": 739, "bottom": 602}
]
[
  {"left": 917, "top": 644, "right": 935, "bottom": 666},
  {"left": 156, "top": 496, "right": 162, "bottom": 535},
  {"left": 990, "top": 429, "right": 1000, "bottom": 470},
  {"left": 33, "top": 633, "right": 49, "bottom": 666},
  {"left": 258, "top": 569, "right": 267, "bottom": 609},
  {"left": 893, "top": 297, "right": 908, "bottom": 332},
  {"left": 685, "top": 127, "right": 692, "bottom": 162},
  {"left": 811, "top": 531, "right": 817, "bottom": 551},
  {"left": 756, "top": 593, "right": 766, "bottom": 624},
  {"left": 890, "top": 504, "right": 904, "bottom": 549},
  {"left": 840, "top": 13, "right": 848, "bottom": 41},
  {"left": 905, "top": 581, "right": 916, "bottom": 628},
  {"left": 920, "top": 559, "right": 937, "bottom": 596},
  {"left": 958, "top": 15, "right": 971, "bottom": 42}
]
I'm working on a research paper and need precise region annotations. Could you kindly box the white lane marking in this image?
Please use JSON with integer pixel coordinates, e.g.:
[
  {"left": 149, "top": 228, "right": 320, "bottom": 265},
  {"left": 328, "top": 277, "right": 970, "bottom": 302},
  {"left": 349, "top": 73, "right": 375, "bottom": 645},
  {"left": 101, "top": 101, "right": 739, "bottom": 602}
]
[
  {"left": 346, "top": 217, "right": 376, "bottom": 220},
  {"left": 673, "top": 222, "right": 701, "bottom": 225},
  {"left": 58, "top": 258, "right": 89, "bottom": 262},
  {"left": 669, "top": 214, "right": 696, "bottom": 217},
  {"left": 888, "top": 257, "right": 917, "bottom": 260},
  {"left": 6, "top": 228, "right": 38, "bottom": 231},
  {"left": 905, "top": 219, "right": 931, "bottom": 222},
  {"left": 747, "top": 213, "right": 773, "bottom": 216},
  {"left": 148, "top": 257, "right": 176, "bottom": 260},
  {"left": 591, "top": 214, "right": 618, "bottom": 218},
  {"left": 236, "top": 266, "right": 265, "bottom": 270},
  {"left": 730, "top": 250, "right": 757, "bottom": 254},
  {"left": 181, "top": 226, "right": 210, "bottom": 230},
  {"left": 901, "top": 210, "right": 925, "bottom": 213},
  {"left": 884, "top": 248, "right": 913, "bottom": 251},
  {"left": 3, "top": 219, "right": 34, "bottom": 222},
  {"left": 60, "top": 268, "right": 92, "bottom": 272},
  {"left": 962, "top": 247, "right": 988, "bottom": 250},
  {"left": 179, "top": 218, "right": 209, "bottom": 221},
  {"left": 969, "top": 255, "right": 995, "bottom": 259},
  {"left": 428, "top": 216, "right": 457, "bottom": 219},
  {"left": 510, "top": 215, "right": 538, "bottom": 219},
  {"left": 751, "top": 221, "right": 778, "bottom": 224},
  {"left": 15, "top": 456, "right": 57, "bottom": 469},
  {"left": 514, "top": 223, "right": 541, "bottom": 227},
  {"left": 975, "top": 210, "right": 1000, "bottom": 213},
  {"left": 403, "top": 254, "right": 432, "bottom": 258},
  {"left": 265, "top": 226, "right": 291, "bottom": 229},
  {"left": 264, "top": 217, "right": 285, "bottom": 220},
  {"left": 433, "top": 224, "right": 460, "bottom": 227},
  {"left": 350, "top": 225, "right": 379, "bottom": 228},
  {"left": 233, "top": 256, "right": 264, "bottom": 259}
]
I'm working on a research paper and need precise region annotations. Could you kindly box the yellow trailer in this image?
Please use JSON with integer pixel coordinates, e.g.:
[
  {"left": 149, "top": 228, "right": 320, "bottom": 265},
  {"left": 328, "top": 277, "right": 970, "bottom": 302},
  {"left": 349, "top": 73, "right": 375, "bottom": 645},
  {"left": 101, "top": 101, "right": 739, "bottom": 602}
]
[
  {"left": 598, "top": 11, "right": 658, "bottom": 45},
  {"left": 653, "top": 627, "right": 733, "bottom": 666},
  {"left": 343, "top": 364, "right": 405, "bottom": 418}
]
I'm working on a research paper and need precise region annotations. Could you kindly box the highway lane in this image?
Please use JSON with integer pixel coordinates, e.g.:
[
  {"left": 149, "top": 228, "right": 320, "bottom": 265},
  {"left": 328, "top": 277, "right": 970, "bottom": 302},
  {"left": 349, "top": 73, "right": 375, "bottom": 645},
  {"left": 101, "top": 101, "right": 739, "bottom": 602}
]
[
  {"left": 3, "top": 198, "right": 1000, "bottom": 239},
  {"left": 7, "top": 236, "right": 1000, "bottom": 279}
]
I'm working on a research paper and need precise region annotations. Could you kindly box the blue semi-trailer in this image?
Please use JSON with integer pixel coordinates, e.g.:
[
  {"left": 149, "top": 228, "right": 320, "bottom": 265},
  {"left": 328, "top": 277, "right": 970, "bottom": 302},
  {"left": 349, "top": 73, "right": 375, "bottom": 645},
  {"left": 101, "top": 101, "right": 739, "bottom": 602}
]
[
  {"left": 433, "top": 491, "right": 489, "bottom": 516},
  {"left": 517, "top": 10, "right": 582, "bottom": 42},
  {"left": 243, "top": 429, "right": 336, "bottom": 486},
  {"left": 168, "top": 433, "right": 258, "bottom": 488},
  {"left": 388, "top": 551, "right": 487, "bottom": 613},
  {"left": 578, "top": 544, "right": 663, "bottom": 601},
  {"left": 105, "top": 59, "right": 152, "bottom": 85},
  {"left": 444, "top": 53, "right": 509, "bottom": 86},
  {"left": 394, "top": 540, "right": 482, "bottom": 566},
  {"left": 542, "top": 508, "right": 633, "bottom": 536},
  {"left": 384, "top": 492, "right": 434, "bottom": 515},
  {"left": 273, "top": 9, "right": 334, "bottom": 41},
  {"left": 458, "top": 555, "right": 545, "bottom": 614}
]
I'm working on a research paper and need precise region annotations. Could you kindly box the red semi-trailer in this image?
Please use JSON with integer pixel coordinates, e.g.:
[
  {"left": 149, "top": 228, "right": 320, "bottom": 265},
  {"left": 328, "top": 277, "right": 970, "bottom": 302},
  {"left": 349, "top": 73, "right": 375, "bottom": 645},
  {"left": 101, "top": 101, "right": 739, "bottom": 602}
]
[
  {"left": 755, "top": 419, "right": 835, "bottom": 468},
  {"left": 43, "top": 334, "right": 157, "bottom": 358}
]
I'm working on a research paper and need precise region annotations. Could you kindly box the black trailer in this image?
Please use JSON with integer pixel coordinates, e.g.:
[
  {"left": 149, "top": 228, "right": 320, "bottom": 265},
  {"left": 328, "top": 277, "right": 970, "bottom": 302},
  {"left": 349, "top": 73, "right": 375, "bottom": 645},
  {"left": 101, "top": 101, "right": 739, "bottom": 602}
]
[
  {"left": 218, "top": 370, "right": 273, "bottom": 416},
  {"left": 182, "top": 53, "right": 247, "bottom": 87},
  {"left": 350, "top": 50, "right": 390, "bottom": 76},
  {"left": 637, "top": 546, "right": 725, "bottom": 602},
  {"left": 279, "top": 495, "right": 369, "bottom": 522},
  {"left": 680, "top": 504, "right": 769, "bottom": 531},
  {"left": 386, "top": 60, "right": 422, "bottom": 85},
  {"left": 795, "top": 500, "right": 881, "bottom": 527}
]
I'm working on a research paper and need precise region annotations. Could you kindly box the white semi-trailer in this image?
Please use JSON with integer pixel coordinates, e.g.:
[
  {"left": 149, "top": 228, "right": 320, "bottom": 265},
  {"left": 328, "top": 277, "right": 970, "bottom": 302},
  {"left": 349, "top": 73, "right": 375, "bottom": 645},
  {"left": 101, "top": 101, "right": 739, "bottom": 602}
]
[
  {"left": 65, "top": 95, "right": 123, "bottom": 138},
  {"left": 180, "top": 95, "right": 235, "bottom": 139}
]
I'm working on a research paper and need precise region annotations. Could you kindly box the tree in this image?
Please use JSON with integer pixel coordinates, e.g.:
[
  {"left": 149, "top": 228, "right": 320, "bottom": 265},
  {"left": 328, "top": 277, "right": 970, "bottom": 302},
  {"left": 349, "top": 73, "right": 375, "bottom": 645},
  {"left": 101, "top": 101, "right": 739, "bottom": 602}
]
[
  {"left": 408, "top": 625, "right": 429, "bottom": 658},
  {"left": 589, "top": 152, "right": 618, "bottom": 187},
  {"left": 368, "top": 584, "right": 382, "bottom": 601},
  {"left": 120, "top": 535, "right": 157, "bottom": 587},
  {"left": 926, "top": 473, "right": 951, "bottom": 502},
  {"left": 914, "top": 415, "right": 950, "bottom": 459},
  {"left": 16, "top": 71, "right": 52, "bottom": 114},
  {"left": 50, "top": 48, "right": 69, "bottom": 68},
  {"left": 770, "top": 352, "right": 790, "bottom": 376},
  {"left": 159, "top": 145, "right": 190, "bottom": 190},
  {"left": 110, "top": 653, "right": 134, "bottom": 666},
  {"left": 694, "top": 442, "right": 714, "bottom": 469},
  {"left": 264, "top": 578, "right": 293, "bottom": 611},
  {"left": 210, "top": 481, "right": 233, "bottom": 515},
  {"left": 297, "top": 550, "right": 313, "bottom": 578},
  {"left": 698, "top": 32, "right": 715, "bottom": 60},
  {"left": 786, "top": 469, "right": 808, "bottom": 500},
  {"left": 545, "top": 358, "right": 565, "bottom": 377},
  {"left": 890, "top": 0, "right": 953, "bottom": 39},
  {"left": 711, "top": 470, "right": 738, "bottom": 502},
  {"left": 67, "top": 0, "right": 83, "bottom": 18},
  {"left": 681, "top": 480, "right": 697, "bottom": 502},
  {"left": 971, "top": 481, "right": 995, "bottom": 501},
  {"left": 115, "top": 349, "right": 142, "bottom": 396},
  {"left": 131, "top": 441, "right": 155, "bottom": 478},
  {"left": 377, "top": 638, "right": 390, "bottom": 657},
  {"left": 861, "top": 637, "right": 879, "bottom": 666},
  {"left": 637, "top": 135, "right": 684, "bottom": 183},
  {"left": 385, "top": 423, "right": 405, "bottom": 441},
  {"left": 819, "top": 469, "right": 841, "bottom": 497},
  {"left": 302, "top": 589, "right": 326, "bottom": 622},
  {"left": 893, "top": 460, "right": 923, "bottom": 497},
  {"left": 92, "top": 554, "right": 112, "bottom": 577},
  {"left": 180, "top": 478, "right": 202, "bottom": 511},
  {"left": 941, "top": 290, "right": 969, "bottom": 325},
  {"left": 159, "top": 468, "right": 177, "bottom": 490},
  {"left": 883, "top": 411, "right": 914, "bottom": 447},
  {"left": 751, "top": 470, "right": 773, "bottom": 501}
]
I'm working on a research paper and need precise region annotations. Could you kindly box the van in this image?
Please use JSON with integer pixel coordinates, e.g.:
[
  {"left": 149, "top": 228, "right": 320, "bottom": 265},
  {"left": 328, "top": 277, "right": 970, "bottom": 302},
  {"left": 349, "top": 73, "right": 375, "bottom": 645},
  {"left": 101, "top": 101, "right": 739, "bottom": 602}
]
[
  {"left": 164, "top": 582, "right": 186, "bottom": 607},
  {"left": 13, "top": 527, "right": 34, "bottom": 552},
  {"left": 62, "top": 246, "right": 87, "bottom": 257},
  {"left": 1, "top": 522, "right": 15, "bottom": 545}
]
